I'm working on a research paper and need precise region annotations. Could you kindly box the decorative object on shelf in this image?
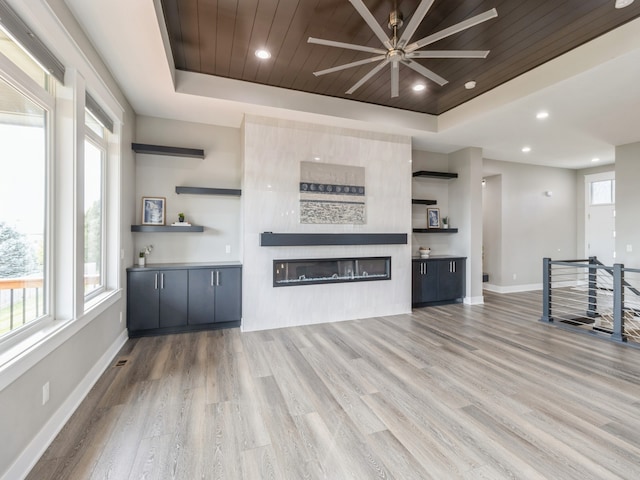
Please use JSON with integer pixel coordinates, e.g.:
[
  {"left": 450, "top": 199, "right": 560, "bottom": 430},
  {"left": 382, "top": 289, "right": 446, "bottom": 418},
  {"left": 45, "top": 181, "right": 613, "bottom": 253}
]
[
  {"left": 178, "top": 212, "right": 185, "bottom": 222},
  {"left": 442, "top": 216, "right": 449, "bottom": 229},
  {"left": 418, "top": 247, "right": 431, "bottom": 258},
  {"left": 142, "top": 197, "right": 166, "bottom": 225},
  {"left": 171, "top": 212, "right": 191, "bottom": 227},
  {"left": 427, "top": 207, "right": 440, "bottom": 228},
  {"left": 138, "top": 244, "right": 153, "bottom": 267}
]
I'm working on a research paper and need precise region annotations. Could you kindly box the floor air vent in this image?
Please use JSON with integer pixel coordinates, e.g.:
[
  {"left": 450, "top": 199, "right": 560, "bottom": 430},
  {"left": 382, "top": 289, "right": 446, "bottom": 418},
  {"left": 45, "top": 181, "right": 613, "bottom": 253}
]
[{"left": 114, "top": 359, "right": 127, "bottom": 367}]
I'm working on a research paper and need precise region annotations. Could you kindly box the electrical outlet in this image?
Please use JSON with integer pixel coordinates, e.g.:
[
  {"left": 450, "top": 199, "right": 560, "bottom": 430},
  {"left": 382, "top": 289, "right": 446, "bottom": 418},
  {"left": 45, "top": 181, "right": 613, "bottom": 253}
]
[
  {"left": 512, "top": 273, "right": 517, "bottom": 280},
  {"left": 119, "top": 311, "right": 123, "bottom": 324},
  {"left": 225, "top": 245, "right": 231, "bottom": 254},
  {"left": 627, "top": 244, "right": 633, "bottom": 253},
  {"left": 42, "top": 382, "right": 50, "bottom": 405}
]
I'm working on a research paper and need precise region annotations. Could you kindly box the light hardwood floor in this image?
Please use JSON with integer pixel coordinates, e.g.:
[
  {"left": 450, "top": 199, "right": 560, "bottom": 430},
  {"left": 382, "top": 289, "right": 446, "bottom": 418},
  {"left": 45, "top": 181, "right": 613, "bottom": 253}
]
[{"left": 27, "top": 291, "right": 640, "bottom": 479}]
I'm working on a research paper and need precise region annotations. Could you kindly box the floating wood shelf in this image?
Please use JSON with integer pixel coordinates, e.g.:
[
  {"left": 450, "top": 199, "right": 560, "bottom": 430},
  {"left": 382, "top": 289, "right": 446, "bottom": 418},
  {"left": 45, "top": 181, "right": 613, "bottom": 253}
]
[
  {"left": 175, "top": 186, "right": 241, "bottom": 196},
  {"left": 132, "top": 143, "right": 205, "bottom": 159},
  {"left": 412, "top": 171, "right": 458, "bottom": 179},
  {"left": 131, "top": 225, "right": 204, "bottom": 233},
  {"left": 413, "top": 228, "right": 458, "bottom": 233},
  {"left": 260, "top": 232, "right": 407, "bottom": 246},
  {"left": 412, "top": 199, "right": 437, "bottom": 205}
]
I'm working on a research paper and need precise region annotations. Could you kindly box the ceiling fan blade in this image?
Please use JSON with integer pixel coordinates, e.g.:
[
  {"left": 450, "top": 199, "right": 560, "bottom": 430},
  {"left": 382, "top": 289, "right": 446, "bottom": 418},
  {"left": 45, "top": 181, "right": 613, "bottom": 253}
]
[
  {"left": 308, "top": 37, "right": 387, "bottom": 55},
  {"left": 390, "top": 61, "right": 399, "bottom": 98},
  {"left": 405, "top": 8, "right": 498, "bottom": 53},
  {"left": 346, "top": 58, "right": 390, "bottom": 94},
  {"left": 403, "top": 59, "right": 448, "bottom": 86},
  {"left": 348, "top": 0, "right": 393, "bottom": 50},
  {"left": 406, "top": 50, "right": 490, "bottom": 59},
  {"left": 313, "top": 55, "right": 387, "bottom": 76},
  {"left": 397, "top": 0, "right": 436, "bottom": 49}
]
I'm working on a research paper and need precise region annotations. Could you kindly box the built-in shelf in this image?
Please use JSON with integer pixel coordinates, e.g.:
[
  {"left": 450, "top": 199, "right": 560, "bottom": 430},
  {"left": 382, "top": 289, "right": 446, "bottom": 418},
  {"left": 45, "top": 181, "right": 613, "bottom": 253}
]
[
  {"left": 412, "top": 199, "right": 437, "bottom": 205},
  {"left": 260, "top": 232, "right": 407, "bottom": 246},
  {"left": 412, "top": 171, "right": 458, "bottom": 179},
  {"left": 175, "top": 186, "right": 241, "bottom": 196},
  {"left": 131, "top": 225, "right": 204, "bottom": 233},
  {"left": 413, "top": 228, "right": 458, "bottom": 233},
  {"left": 132, "top": 143, "right": 205, "bottom": 159}
]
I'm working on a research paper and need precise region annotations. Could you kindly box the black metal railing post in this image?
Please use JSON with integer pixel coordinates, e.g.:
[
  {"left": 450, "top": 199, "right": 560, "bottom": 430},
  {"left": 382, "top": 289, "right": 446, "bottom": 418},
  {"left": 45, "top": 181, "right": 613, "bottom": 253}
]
[
  {"left": 612, "top": 263, "right": 626, "bottom": 343},
  {"left": 541, "top": 257, "right": 553, "bottom": 322},
  {"left": 587, "top": 256, "right": 598, "bottom": 318}
]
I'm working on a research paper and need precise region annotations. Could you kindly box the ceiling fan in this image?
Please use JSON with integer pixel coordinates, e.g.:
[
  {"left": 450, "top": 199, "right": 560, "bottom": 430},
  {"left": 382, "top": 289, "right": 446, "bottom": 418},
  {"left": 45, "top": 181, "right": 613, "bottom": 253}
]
[{"left": 308, "top": 0, "right": 498, "bottom": 98}]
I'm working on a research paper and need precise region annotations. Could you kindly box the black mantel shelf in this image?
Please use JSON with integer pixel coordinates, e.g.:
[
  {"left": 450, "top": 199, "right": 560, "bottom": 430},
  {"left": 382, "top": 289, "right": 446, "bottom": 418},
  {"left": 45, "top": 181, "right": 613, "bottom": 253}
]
[
  {"left": 260, "top": 232, "right": 407, "bottom": 246},
  {"left": 132, "top": 143, "right": 205, "bottom": 159}
]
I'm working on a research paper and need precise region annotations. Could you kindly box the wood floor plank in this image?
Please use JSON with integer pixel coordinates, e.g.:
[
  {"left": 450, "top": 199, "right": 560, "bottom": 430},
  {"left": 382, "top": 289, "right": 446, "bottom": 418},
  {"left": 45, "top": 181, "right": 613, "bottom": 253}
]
[{"left": 27, "top": 290, "right": 640, "bottom": 479}]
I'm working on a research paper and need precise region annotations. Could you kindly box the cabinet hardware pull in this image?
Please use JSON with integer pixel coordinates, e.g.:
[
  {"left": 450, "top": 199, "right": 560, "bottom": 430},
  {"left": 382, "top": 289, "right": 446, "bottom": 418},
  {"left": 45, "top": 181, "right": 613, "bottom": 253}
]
[
  {"left": 161, "top": 273, "right": 164, "bottom": 289},
  {"left": 154, "top": 273, "right": 158, "bottom": 290},
  {"left": 211, "top": 271, "right": 214, "bottom": 286},
  {"left": 216, "top": 271, "right": 220, "bottom": 286}
]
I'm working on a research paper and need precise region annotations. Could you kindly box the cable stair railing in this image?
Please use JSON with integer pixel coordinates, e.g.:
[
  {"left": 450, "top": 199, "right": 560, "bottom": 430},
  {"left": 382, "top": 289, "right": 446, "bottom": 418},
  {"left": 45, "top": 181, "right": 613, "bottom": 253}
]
[{"left": 541, "top": 256, "right": 640, "bottom": 345}]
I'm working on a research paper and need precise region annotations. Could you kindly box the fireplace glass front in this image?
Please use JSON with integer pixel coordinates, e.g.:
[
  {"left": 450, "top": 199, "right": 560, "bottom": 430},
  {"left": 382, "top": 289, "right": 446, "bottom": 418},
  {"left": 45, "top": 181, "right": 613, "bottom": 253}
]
[{"left": 273, "top": 256, "right": 391, "bottom": 287}]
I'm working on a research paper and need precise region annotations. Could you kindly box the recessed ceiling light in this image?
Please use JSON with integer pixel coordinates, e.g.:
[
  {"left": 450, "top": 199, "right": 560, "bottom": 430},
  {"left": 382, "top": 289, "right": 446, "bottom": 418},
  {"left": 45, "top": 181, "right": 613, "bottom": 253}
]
[
  {"left": 464, "top": 81, "right": 476, "bottom": 90},
  {"left": 536, "top": 111, "right": 549, "bottom": 119},
  {"left": 592, "top": 157, "right": 600, "bottom": 162},
  {"left": 255, "top": 49, "right": 271, "bottom": 59},
  {"left": 412, "top": 83, "right": 426, "bottom": 92},
  {"left": 615, "top": 0, "right": 634, "bottom": 8},
  {"left": 522, "top": 146, "right": 531, "bottom": 153}
]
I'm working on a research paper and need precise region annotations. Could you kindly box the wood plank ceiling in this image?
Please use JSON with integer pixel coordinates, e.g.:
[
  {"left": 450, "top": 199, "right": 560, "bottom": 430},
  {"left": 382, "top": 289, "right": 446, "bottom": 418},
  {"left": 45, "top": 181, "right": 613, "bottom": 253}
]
[{"left": 159, "top": 0, "right": 640, "bottom": 115}]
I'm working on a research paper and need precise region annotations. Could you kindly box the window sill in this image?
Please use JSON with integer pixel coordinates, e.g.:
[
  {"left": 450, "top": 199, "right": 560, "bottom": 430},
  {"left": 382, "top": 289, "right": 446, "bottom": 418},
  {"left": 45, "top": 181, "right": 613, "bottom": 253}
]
[{"left": 0, "top": 289, "right": 122, "bottom": 392}]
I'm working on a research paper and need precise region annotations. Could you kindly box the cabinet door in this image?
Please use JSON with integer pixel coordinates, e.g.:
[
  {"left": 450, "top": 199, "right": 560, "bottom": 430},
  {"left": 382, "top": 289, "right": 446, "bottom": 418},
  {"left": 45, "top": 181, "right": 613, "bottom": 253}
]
[
  {"left": 159, "top": 270, "right": 188, "bottom": 328},
  {"left": 188, "top": 269, "right": 216, "bottom": 325},
  {"left": 438, "top": 260, "right": 465, "bottom": 301},
  {"left": 127, "top": 270, "right": 160, "bottom": 331},
  {"left": 214, "top": 267, "right": 242, "bottom": 323},
  {"left": 412, "top": 261, "right": 438, "bottom": 304}
]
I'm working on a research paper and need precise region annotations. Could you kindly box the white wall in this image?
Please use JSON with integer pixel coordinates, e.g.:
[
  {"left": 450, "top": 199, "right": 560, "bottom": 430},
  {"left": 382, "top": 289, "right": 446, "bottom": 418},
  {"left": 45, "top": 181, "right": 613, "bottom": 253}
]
[
  {"left": 242, "top": 116, "right": 412, "bottom": 331},
  {"left": 1, "top": 1, "right": 136, "bottom": 479},
  {"left": 483, "top": 159, "right": 577, "bottom": 291},
  {"left": 449, "top": 148, "right": 484, "bottom": 303},
  {"left": 133, "top": 116, "right": 242, "bottom": 264},
  {"left": 482, "top": 175, "right": 503, "bottom": 285},
  {"left": 615, "top": 142, "right": 640, "bottom": 266}
]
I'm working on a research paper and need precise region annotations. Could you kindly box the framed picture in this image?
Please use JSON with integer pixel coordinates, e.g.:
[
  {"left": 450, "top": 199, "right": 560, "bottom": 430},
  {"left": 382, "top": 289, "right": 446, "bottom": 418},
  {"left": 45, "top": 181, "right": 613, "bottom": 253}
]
[
  {"left": 427, "top": 207, "right": 440, "bottom": 229},
  {"left": 142, "top": 197, "right": 166, "bottom": 225}
]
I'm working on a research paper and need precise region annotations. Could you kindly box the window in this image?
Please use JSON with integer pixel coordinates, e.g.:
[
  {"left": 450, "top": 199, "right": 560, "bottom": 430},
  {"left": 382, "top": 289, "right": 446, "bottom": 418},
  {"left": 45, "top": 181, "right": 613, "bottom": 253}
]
[
  {"left": 0, "top": 67, "right": 50, "bottom": 336},
  {"left": 590, "top": 179, "right": 615, "bottom": 205},
  {"left": 84, "top": 110, "right": 106, "bottom": 298}
]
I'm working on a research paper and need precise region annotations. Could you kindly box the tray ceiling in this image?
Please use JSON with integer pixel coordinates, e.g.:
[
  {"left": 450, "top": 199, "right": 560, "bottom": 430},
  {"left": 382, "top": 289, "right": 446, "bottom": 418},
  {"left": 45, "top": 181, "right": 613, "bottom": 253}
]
[{"left": 159, "top": 0, "right": 640, "bottom": 115}]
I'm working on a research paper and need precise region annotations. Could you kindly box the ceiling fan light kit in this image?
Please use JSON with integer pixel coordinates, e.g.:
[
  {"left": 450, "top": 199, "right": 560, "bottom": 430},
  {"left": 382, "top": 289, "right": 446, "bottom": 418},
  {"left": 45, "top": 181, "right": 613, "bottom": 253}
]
[{"left": 308, "top": 0, "right": 498, "bottom": 98}]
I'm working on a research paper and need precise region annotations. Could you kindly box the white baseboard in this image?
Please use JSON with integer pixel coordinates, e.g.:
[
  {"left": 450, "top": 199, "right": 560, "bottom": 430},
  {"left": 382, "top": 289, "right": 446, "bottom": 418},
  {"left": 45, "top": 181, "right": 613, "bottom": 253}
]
[
  {"left": 483, "top": 283, "right": 543, "bottom": 293},
  {"left": 3, "top": 329, "right": 128, "bottom": 480},
  {"left": 464, "top": 296, "right": 485, "bottom": 305}
]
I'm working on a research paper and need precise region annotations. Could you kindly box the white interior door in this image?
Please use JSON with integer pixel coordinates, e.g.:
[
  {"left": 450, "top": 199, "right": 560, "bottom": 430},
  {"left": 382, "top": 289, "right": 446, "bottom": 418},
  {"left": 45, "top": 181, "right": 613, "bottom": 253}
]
[{"left": 585, "top": 172, "right": 615, "bottom": 266}]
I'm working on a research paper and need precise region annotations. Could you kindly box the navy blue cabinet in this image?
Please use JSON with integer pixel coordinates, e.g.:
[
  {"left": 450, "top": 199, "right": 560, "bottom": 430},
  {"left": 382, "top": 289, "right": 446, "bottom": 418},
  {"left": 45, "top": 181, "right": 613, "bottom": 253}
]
[
  {"left": 412, "top": 257, "right": 466, "bottom": 306},
  {"left": 127, "top": 263, "right": 241, "bottom": 337},
  {"left": 188, "top": 267, "right": 242, "bottom": 325}
]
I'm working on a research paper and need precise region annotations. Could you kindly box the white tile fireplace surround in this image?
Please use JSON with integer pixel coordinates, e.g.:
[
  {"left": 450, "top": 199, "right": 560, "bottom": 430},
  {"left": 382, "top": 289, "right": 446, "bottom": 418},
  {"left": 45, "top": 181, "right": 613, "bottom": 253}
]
[{"left": 241, "top": 116, "right": 413, "bottom": 331}]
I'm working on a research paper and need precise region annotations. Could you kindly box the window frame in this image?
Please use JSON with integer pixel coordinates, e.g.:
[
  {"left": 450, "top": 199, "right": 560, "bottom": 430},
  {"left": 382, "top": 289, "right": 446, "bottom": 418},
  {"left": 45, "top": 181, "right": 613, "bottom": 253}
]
[
  {"left": 83, "top": 116, "right": 107, "bottom": 301},
  {"left": 0, "top": 49, "right": 54, "bottom": 345}
]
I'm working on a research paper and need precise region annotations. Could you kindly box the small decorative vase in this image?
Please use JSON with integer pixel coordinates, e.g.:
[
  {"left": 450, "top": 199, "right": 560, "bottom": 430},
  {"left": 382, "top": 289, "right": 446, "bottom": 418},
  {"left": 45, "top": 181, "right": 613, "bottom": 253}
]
[{"left": 138, "top": 256, "right": 145, "bottom": 267}]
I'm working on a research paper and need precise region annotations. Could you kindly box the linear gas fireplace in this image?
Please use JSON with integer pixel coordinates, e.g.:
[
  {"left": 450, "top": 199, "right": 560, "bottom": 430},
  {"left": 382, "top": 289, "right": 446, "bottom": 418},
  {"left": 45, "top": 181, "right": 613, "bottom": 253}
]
[{"left": 273, "top": 256, "right": 391, "bottom": 287}]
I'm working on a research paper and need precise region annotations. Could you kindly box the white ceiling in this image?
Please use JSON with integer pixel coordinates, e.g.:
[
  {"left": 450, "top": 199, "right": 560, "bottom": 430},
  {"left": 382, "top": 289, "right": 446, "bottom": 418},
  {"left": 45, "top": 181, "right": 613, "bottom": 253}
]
[{"left": 64, "top": 0, "right": 640, "bottom": 170}]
